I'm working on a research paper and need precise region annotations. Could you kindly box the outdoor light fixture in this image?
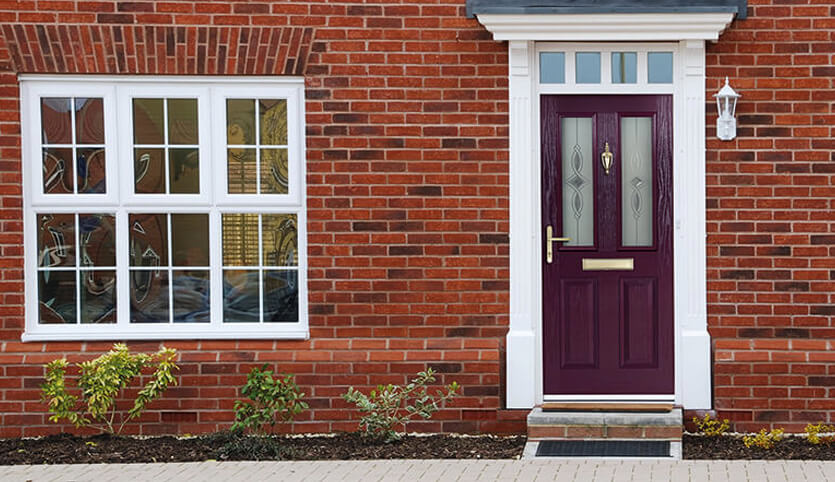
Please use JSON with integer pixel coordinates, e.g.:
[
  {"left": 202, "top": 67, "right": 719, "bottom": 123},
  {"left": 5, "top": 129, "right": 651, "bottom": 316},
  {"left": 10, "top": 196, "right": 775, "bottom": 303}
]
[{"left": 714, "top": 77, "right": 740, "bottom": 141}]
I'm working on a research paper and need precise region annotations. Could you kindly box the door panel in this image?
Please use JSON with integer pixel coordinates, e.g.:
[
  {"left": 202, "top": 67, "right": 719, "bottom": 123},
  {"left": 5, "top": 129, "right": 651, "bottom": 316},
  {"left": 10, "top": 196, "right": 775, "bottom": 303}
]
[
  {"left": 542, "top": 95, "right": 673, "bottom": 396},
  {"left": 620, "top": 277, "right": 657, "bottom": 368},
  {"left": 559, "top": 279, "right": 598, "bottom": 368}
]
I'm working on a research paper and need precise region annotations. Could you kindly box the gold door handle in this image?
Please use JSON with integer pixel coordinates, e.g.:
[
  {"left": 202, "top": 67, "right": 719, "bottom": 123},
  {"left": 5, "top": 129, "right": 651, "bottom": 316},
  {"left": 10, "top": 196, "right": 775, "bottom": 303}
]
[
  {"left": 546, "top": 225, "right": 571, "bottom": 263},
  {"left": 601, "top": 141, "right": 614, "bottom": 175}
]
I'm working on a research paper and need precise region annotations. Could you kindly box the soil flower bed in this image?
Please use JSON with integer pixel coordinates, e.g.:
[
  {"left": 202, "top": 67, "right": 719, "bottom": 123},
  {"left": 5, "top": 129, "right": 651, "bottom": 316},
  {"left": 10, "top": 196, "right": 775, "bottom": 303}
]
[
  {"left": 0, "top": 432, "right": 527, "bottom": 465},
  {"left": 683, "top": 434, "right": 835, "bottom": 460}
]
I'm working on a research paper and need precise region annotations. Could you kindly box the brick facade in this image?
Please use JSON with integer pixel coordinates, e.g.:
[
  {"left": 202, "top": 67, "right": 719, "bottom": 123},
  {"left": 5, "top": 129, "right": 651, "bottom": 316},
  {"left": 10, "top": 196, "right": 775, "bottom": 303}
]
[
  {"left": 0, "top": 0, "right": 832, "bottom": 437},
  {"left": 706, "top": 2, "right": 835, "bottom": 432}
]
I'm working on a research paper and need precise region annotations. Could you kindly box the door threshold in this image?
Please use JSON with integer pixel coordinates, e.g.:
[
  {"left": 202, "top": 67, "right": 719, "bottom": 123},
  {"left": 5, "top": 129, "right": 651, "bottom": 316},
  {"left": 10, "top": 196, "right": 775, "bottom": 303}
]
[{"left": 542, "top": 401, "right": 673, "bottom": 412}]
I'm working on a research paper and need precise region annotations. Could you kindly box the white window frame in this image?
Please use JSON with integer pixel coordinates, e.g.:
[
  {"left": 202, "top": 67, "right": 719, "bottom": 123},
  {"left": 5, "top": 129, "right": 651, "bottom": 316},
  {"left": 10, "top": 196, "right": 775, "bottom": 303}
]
[{"left": 21, "top": 75, "right": 308, "bottom": 341}]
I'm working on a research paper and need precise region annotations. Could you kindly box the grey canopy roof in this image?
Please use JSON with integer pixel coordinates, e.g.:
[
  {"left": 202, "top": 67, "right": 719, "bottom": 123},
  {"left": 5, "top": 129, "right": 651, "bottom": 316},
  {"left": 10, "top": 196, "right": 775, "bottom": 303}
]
[{"left": 466, "top": 0, "right": 747, "bottom": 19}]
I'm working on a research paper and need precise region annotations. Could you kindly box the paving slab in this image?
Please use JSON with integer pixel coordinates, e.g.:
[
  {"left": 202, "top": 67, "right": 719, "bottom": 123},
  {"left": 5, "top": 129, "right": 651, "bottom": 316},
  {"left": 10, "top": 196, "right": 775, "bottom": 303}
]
[{"left": 6, "top": 459, "right": 835, "bottom": 482}]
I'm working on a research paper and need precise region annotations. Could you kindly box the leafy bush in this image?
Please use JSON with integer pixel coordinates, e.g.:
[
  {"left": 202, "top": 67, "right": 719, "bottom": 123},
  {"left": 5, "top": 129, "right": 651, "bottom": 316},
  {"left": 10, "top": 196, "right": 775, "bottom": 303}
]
[
  {"left": 41, "top": 343, "right": 178, "bottom": 435},
  {"left": 232, "top": 365, "right": 308, "bottom": 435},
  {"left": 209, "top": 430, "right": 289, "bottom": 461},
  {"left": 743, "top": 428, "right": 784, "bottom": 449},
  {"left": 805, "top": 423, "right": 835, "bottom": 445},
  {"left": 692, "top": 414, "right": 730, "bottom": 437},
  {"left": 342, "top": 368, "right": 459, "bottom": 442}
]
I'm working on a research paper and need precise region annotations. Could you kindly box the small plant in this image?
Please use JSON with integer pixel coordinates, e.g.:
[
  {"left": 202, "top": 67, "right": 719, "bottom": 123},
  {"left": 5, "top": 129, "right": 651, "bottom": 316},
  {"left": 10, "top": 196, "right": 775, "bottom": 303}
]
[
  {"left": 692, "top": 414, "right": 730, "bottom": 437},
  {"left": 805, "top": 423, "right": 835, "bottom": 445},
  {"left": 743, "top": 428, "right": 785, "bottom": 449},
  {"left": 231, "top": 365, "right": 308, "bottom": 435},
  {"left": 342, "top": 368, "right": 459, "bottom": 443},
  {"left": 41, "top": 343, "right": 178, "bottom": 435}
]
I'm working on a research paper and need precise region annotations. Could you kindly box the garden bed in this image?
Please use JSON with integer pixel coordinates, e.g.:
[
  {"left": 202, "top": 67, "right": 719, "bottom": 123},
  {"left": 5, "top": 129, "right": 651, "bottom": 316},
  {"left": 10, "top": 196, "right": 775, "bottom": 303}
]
[
  {"left": 0, "top": 432, "right": 526, "bottom": 465},
  {"left": 683, "top": 434, "right": 835, "bottom": 460}
]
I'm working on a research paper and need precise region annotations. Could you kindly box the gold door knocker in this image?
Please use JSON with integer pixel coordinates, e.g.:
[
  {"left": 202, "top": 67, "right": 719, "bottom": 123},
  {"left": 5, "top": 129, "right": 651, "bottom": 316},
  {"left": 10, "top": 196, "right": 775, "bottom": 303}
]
[{"left": 601, "top": 142, "right": 614, "bottom": 175}]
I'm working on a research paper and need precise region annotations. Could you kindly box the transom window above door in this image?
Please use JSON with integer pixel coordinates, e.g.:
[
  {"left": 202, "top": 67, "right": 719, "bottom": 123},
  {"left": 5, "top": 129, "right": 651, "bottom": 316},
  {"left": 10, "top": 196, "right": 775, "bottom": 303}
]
[
  {"left": 21, "top": 77, "right": 307, "bottom": 341},
  {"left": 538, "top": 44, "right": 676, "bottom": 94}
]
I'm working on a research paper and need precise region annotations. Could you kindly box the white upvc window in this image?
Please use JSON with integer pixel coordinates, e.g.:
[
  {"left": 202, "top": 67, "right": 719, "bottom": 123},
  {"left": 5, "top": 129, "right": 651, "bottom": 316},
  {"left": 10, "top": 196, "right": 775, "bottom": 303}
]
[{"left": 20, "top": 76, "right": 308, "bottom": 341}]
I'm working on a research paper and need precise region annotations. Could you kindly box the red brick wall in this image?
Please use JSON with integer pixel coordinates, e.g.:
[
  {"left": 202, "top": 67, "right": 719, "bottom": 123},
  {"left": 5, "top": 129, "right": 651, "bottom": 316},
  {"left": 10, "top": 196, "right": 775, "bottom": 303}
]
[
  {"left": 0, "top": 1, "right": 523, "bottom": 437},
  {"left": 1, "top": 0, "right": 833, "bottom": 437},
  {"left": 706, "top": 2, "right": 835, "bottom": 432}
]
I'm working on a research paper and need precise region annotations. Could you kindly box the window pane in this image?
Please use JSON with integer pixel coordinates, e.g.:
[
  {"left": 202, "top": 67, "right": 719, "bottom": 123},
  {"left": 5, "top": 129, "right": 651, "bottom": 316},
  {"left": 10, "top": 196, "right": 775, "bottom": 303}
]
[
  {"left": 76, "top": 147, "right": 106, "bottom": 194},
  {"left": 227, "top": 148, "right": 257, "bottom": 194},
  {"left": 540, "top": 52, "right": 565, "bottom": 84},
  {"left": 80, "top": 270, "right": 116, "bottom": 324},
  {"left": 167, "top": 98, "right": 198, "bottom": 145},
  {"left": 43, "top": 147, "right": 74, "bottom": 194},
  {"left": 612, "top": 52, "right": 637, "bottom": 84},
  {"left": 38, "top": 213, "right": 75, "bottom": 268},
  {"left": 227, "top": 99, "right": 256, "bottom": 145},
  {"left": 133, "top": 98, "right": 165, "bottom": 144},
  {"left": 173, "top": 270, "right": 210, "bottom": 323},
  {"left": 261, "top": 148, "right": 288, "bottom": 194},
  {"left": 223, "top": 269, "right": 260, "bottom": 322},
  {"left": 264, "top": 270, "right": 298, "bottom": 322},
  {"left": 79, "top": 214, "right": 115, "bottom": 267},
  {"left": 75, "top": 98, "right": 104, "bottom": 144},
  {"left": 134, "top": 148, "right": 165, "bottom": 194},
  {"left": 168, "top": 148, "right": 199, "bottom": 194},
  {"left": 560, "top": 117, "right": 594, "bottom": 247},
  {"left": 648, "top": 52, "right": 673, "bottom": 84},
  {"left": 130, "top": 269, "right": 169, "bottom": 323},
  {"left": 621, "top": 117, "right": 654, "bottom": 247},
  {"left": 129, "top": 213, "right": 168, "bottom": 267},
  {"left": 171, "top": 214, "right": 209, "bottom": 267},
  {"left": 575, "top": 52, "right": 601, "bottom": 84},
  {"left": 38, "top": 270, "right": 76, "bottom": 324},
  {"left": 41, "top": 98, "right": 72, "bottom": 144},
  {"left": 222, "top": 213, "right": 259, "bottom": 266},
  {"left": 262, "top": 214, "right": 297, "bottom": 266},
  {"left": 259, "top": 99, "right": 287, "bottom": 145}
]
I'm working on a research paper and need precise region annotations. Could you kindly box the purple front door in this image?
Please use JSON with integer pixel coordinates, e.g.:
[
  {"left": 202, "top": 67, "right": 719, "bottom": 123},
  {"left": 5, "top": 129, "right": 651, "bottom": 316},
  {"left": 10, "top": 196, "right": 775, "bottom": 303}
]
[{"left": 541, "top": 95, "right": 674, "bottom": 395}]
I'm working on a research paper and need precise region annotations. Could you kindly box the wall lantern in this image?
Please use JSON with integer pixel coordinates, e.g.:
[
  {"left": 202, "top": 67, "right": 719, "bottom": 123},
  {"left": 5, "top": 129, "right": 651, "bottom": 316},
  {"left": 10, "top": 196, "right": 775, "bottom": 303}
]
[{"left": 714, "top": 77, "right": 740, "bottom": 141}]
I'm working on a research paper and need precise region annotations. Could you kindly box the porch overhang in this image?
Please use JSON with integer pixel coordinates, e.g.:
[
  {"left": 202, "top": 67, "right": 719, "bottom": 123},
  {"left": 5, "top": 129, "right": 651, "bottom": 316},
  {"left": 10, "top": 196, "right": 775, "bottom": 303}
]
[{"left": 467, "top": 0, "right": 747, "bottom": 20}]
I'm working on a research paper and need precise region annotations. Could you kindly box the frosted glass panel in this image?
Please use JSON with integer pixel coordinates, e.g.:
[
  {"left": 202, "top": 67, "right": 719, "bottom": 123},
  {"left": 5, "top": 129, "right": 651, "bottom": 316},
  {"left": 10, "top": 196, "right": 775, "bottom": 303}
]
[
  {"left": 540, "top": 52, "right": 565, "bottom": 83},
  {"left": 575, "top": 52, "right": 601, "bottom": 84},
  {"left": 612, "top": 52, "right": 637, "bottom": 84},
  {"left": 561, "top": 117, "right": 594, "bottom": 247},
  {"left": 621, "top": 117, "right": 653, "bottom": 247},
  {"left": 648, "top": 52, "right": 673, "bottom": 84}
]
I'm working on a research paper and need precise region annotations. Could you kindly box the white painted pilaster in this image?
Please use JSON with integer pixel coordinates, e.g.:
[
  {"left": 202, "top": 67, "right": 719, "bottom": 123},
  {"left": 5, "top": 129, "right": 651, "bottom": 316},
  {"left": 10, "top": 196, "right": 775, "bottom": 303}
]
[
  {"left": 506, "top": 40, "right": 539, "bottom": 408},
  {"left": 675, "top": 39, "right": 712, "bottom": 409}
]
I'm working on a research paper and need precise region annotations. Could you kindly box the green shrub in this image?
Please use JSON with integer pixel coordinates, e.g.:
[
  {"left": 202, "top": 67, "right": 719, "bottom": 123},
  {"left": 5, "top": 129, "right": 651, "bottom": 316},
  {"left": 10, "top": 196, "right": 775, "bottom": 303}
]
[
  {"left": 342, "top": 368, "right": 459, "bottom": 442},
  {"left": 209, "top": 430, "right": 289, "bottom": 461},
  {"left": 231, "top": 365, "right": 308, "bottom": 435},
  {"left": 743, "top": 428, "right": 784, "bottom": 449},
  {"left": 805, "top": 423, "right": 835, "bottom": 445},
  {"left": 41, "top": 343, "right": 178, "bottom": 435},
  {"left": 692, "top": 414, "right": 730, "bottom": 437}
]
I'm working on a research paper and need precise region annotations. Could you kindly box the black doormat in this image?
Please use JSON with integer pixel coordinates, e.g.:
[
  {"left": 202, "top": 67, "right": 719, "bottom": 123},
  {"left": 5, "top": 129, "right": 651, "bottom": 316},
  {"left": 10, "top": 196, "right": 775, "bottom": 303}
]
[{"left": 535, "top": 440, "right": 670, "bottom": 457}]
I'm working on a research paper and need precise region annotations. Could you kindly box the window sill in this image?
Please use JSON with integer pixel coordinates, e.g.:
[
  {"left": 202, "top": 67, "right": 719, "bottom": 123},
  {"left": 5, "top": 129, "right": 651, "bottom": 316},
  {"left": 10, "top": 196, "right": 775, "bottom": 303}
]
[{"left": 21, "top": 329, "right": 309, "bottom": 342}]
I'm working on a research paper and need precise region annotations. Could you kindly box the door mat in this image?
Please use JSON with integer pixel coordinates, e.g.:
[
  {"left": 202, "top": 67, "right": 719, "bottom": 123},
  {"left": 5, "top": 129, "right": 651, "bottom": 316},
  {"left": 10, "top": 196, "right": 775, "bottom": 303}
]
[{"left": 535, "top": 440, "right": 670, "bottom": 457}]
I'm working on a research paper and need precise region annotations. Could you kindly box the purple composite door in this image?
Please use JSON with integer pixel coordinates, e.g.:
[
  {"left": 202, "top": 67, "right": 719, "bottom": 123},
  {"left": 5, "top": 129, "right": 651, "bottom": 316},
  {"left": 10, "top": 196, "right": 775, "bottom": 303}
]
[{"left": 541, "top": 95, "right": 674, "bottom": 395}]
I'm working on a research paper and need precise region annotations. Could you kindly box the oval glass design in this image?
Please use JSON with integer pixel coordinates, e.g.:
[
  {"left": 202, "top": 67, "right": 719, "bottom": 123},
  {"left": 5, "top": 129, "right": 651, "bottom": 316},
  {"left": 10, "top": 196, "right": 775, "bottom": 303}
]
[
  {"left": 560, "top": 117, "right": 594, "bottom": 247},
  {"left": 621, "top": 117, "right": 654, "bottom": 247}
]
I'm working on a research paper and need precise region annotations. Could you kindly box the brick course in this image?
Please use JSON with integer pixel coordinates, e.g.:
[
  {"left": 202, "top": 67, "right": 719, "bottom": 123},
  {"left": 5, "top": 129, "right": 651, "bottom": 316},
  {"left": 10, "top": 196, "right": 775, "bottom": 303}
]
[{"left": 0, "top": 0, "right": 832, "bottom": 436}]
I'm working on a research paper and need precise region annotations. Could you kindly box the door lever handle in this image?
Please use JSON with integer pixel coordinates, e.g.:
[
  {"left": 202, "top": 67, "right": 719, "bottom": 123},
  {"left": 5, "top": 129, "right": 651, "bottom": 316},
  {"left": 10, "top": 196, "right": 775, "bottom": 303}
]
[{"left": 546, "top": 225, "right": 571, "bottom": 263}]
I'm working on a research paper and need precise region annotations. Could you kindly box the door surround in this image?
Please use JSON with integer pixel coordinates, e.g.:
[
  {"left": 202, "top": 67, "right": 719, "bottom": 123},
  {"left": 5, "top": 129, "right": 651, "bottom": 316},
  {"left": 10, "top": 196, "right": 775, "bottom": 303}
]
[{"left": 474, "top": 13, "right": 736, "bottom": 409}]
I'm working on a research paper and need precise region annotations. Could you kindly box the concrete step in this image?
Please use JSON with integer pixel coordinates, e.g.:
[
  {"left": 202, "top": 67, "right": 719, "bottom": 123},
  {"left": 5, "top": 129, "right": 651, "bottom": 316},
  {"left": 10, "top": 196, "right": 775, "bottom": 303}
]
[{"left": 527, "top": 407, "right": 683, "bottom": 440}]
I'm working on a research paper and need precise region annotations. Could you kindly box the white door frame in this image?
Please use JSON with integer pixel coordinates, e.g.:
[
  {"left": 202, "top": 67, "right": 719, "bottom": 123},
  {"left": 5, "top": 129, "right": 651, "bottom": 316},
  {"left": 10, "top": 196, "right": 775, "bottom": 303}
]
[{"left": 473, "top": 13, "right": 736, "bottom": 409}]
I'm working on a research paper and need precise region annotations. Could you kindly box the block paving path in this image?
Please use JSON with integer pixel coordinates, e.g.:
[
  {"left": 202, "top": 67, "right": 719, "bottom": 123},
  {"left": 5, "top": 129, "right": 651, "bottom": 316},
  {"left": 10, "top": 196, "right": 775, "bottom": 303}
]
[{"left": 3, "top": 459, "right": 835, "bottom": 481}]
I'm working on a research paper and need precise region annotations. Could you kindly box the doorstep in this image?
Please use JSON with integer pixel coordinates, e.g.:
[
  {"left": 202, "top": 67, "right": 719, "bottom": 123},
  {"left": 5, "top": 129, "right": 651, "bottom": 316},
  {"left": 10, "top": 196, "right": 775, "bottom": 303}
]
[{"left": 526, "top": 407, "right": 683, "bottom": 441}]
